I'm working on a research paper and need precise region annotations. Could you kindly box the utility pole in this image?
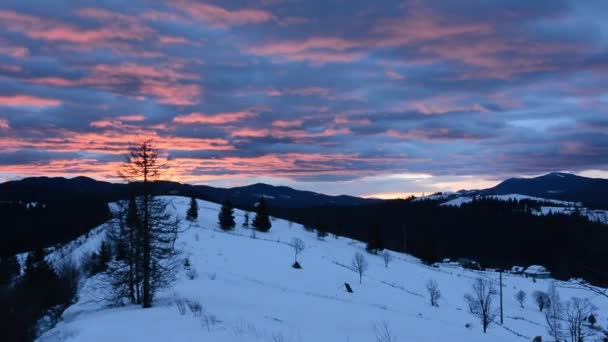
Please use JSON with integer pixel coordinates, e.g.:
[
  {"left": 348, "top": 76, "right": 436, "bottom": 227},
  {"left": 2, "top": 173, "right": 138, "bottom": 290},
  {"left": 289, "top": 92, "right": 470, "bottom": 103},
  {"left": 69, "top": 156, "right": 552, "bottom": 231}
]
[{"left": 499, "top": 269, "right": 504, "bottom": 324}]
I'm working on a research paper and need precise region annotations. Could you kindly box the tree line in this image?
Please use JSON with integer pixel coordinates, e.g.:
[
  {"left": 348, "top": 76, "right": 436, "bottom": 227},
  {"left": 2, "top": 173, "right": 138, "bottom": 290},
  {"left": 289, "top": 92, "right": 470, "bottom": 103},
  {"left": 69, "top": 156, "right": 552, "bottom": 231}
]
[{"left": 271, "top": 197, "right": 608, "bottom": 284}]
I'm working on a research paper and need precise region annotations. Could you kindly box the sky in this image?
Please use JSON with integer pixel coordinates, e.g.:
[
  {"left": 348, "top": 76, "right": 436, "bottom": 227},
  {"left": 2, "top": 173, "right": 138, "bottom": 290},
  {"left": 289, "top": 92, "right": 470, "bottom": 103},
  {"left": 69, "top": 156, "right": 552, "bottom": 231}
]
[{"left": 0, "top": 0, "right": 607, "bottom": 198}]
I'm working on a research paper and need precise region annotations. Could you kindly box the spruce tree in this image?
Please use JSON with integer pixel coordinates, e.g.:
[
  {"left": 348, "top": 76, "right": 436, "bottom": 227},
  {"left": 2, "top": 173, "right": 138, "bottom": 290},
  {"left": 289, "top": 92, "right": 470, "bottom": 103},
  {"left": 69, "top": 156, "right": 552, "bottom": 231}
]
[
  {"left": 242, "top": 212, "right": 250, "bottom": 228},
  {"left": 186, "top": 197, "right": 198, "bottom": 222},
  {"left": 252, "top": 197, "right": 272, "bottom": 232},
  {"left": 366, "top": 224, "right": 383, "bottom": 254},
  {"left": 218, "top": 199, "right": 236, "bottom": 230},
  {"left": 0, "top": 254, "right": 20, "bottom": 286}
]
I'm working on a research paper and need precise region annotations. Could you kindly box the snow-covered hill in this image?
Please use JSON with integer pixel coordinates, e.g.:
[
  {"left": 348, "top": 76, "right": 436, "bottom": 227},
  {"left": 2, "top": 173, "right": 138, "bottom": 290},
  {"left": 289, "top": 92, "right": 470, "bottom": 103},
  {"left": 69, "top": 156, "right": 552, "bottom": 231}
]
[
  {"left": 38, "top": 197, "right": 608, "bottom": 342},
  {"left": 417, "top": 192, "right": 608, "bottom": 225}
]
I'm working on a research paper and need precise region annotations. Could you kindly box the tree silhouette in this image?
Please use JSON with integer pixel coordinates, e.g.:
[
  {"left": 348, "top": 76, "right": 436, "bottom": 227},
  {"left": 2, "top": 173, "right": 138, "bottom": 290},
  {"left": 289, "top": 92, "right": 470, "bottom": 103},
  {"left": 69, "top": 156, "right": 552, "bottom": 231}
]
[
  {"left": 186, "top": 197, "right": 199, "bottom": 222},
  {"left": 116, "top": 140, "right": 179, "bottom": 308},
  {"left": 218, "top": 199, "right": 236, "bottom": 230},
  {"left": 252, "top": 197, "right": 272, "bottom": 232}
]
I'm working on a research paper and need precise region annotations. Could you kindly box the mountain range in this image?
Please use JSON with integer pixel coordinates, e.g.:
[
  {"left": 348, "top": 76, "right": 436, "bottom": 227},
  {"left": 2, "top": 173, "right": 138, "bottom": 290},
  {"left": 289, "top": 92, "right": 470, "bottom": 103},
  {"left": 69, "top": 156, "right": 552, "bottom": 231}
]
[{"left": 1, "top": 171, "right": 607, "bottom": 209}]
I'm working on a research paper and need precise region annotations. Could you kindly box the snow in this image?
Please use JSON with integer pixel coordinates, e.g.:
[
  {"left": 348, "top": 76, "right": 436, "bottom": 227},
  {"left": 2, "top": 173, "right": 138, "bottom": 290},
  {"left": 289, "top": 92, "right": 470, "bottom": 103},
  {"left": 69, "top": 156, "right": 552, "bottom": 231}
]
[
  {"left": 524, "top": 265, "right": 548, "bottom": 275},
  {"left": 441, "top": 196, "right": 473, "bottom": 207},
  {"left": 532, "top": 206, "right": 608, "bottom": 224},
  {"left": 441, "top": 194, "right": 581, "bottom": 208},
  {"left": 38, "top": 196, "right": 608, "bottom": 342}
]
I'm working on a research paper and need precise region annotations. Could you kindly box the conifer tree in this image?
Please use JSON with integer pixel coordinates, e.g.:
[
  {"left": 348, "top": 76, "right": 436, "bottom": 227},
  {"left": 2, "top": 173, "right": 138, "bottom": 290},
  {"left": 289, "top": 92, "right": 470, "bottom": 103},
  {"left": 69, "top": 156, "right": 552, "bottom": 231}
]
[
  {"left": 218, "top": 199, "right": 236, "bottom": 230},
  {"left": 0, "top": 254, "right": 20, "bottom": 286},
  {"left": 252, "top": 197, "right": 272, "bottom": 232},
  {"left": 115, "top": 140, "right": 179, "bottom": 308},
  {"left": 242, "top": 212, "right": 250, "bottom": 228},
  {"left": 366, "top": 225, "right": 383, "bottom": 254},
  {"left": 186, "top": 197, "right": 198, "bottom": 222}
]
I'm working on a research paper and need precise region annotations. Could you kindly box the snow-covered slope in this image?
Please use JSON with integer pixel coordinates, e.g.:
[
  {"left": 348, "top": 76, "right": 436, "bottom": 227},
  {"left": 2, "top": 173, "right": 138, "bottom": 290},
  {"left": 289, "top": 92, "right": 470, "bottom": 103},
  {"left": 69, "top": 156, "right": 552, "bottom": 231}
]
[
  {"left": 440, "top": 194, "right": 581, "bottom": 208},
  {"left": 38, "top": 197, "right": 608, "bottom": 342}
]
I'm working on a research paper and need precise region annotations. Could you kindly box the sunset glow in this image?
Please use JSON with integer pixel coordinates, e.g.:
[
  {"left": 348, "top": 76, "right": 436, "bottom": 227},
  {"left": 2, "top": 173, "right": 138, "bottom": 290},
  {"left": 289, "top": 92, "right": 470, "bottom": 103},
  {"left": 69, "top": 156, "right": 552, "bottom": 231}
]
[{"left": 0, "top": 1, "right": 606, "bottom": 197}]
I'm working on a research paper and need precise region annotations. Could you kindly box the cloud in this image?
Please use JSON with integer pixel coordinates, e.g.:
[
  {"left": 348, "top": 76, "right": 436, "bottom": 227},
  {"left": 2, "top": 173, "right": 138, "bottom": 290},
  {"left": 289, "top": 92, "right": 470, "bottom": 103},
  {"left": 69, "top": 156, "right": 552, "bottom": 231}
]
[
  {"left": 0, "top": 95, "right": 61, "bottom": 107},
  {"left": 173, "top": 111, "right": 257, "bottom": 125},
  {"left": 169, "top": 1, "right": 273, "bottom": 28},
  {"left": 0, "top": 0, "right": 607, "bottom": 195}
]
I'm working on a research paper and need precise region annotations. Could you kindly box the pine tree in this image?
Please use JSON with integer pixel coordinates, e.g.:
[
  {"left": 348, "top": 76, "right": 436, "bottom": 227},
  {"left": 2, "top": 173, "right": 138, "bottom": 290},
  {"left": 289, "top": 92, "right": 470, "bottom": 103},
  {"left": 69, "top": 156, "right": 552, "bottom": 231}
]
[
  {"left": 0, "top": 254, "right": 20, "bottom": 286},
  {"left": 186, "top": 197, "right": 198, "bottom": 222},
  {"left": 252, "top": 197, "right": 272, "bottom": 232},
  {"left": 317, "top": 224, "right": 329, "bottom": 240},
  {"left": 94, "top": 241, "right": 112, "bottom": 274},
  {"left": 242, "top": 212, "right": 250, "bottom": 228},
  {"left": 218, "top": 199, "right": 235, "bottom": 230},
  {"left": 366, "top": 225, "right": 383, "bottom": 254}
]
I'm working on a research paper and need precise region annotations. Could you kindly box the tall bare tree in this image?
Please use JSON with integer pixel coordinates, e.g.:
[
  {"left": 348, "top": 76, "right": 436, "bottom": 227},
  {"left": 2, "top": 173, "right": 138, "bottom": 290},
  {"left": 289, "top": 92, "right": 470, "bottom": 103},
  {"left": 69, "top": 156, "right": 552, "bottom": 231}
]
[
  {"left": 564, "top": 297, "right": 596, "bottom": 342},
  {"left": 464, "top": 278, "right": 498, "bottom": 333},
  {"left": 545, "top": 282, "right": 564, "bottom": 342},
  {"left": 289, "top": 238, "right": 305, "bottom": 264},
  {"left": 116, "top": 140, "right": 179, "bottom": 308},
  {"left": 352, "top": 252, "right": 369, "bottom": 284}
]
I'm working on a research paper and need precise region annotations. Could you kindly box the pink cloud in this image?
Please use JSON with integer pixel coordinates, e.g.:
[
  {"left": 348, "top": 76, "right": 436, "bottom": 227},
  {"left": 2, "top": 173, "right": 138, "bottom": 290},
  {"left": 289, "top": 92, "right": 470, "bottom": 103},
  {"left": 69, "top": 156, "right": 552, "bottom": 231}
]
[
  {"left": 159, "top": 35, "right": 190, "bottom": 44},
  {"left": 174, "top": 111, "right": 257, "bottom": 124},
  {"left": 0, "top": 118, "right": 9, "bottom": 129},
  {"left": 117, "top": 114, "right": 145, "bottom": 122},
  {"left": 267, "top": 87, "right": 330, "bottom": 97},
  {"left": 0, "top": 95, "right": 62, "bottom": 107},
  {"left": 385, "top": 70, "right": 405, "bottom": 80},
  {"left": 272, "top": 119, "right": 304, "bottom": 128},
  {"left": 0, "top": 10, "right": 151, "bottom": 44},
  {"left": 170, "top": 1, "right": 273, "bottom": 28},
  {"left": 249, "top": 37, "right": 363, "bottom": 64}
]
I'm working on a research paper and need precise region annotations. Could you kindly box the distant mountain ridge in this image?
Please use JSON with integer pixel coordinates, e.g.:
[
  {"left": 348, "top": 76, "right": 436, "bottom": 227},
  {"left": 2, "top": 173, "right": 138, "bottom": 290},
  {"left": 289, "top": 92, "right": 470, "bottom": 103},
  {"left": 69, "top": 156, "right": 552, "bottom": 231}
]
[
  {"left": 0, "top": 176, "right": 379, "bottom": 209},
  {"left": 478, "top": 172, "right": 608, "bottom": 208}
]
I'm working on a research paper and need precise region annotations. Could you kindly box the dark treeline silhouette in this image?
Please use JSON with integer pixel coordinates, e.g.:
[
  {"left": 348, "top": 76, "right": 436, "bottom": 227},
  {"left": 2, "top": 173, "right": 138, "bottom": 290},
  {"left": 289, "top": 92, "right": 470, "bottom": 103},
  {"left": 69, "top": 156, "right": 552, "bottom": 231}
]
[
  {"left": 270, "top": 197, "right": 608, "bottom": 284},
  {"left": 0, "top": 199, "right": 111, "bottom": 255}
]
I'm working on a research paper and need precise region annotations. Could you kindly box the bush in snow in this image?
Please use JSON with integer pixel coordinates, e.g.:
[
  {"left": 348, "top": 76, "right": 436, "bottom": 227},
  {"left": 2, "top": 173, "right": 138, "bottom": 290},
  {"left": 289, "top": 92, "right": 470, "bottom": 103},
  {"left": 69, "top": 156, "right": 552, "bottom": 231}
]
[
  {"left": 588, "top": 313, "right": 597, "bottom": 327},
  {"left": 533, "top": 290, "right": 551, "bottom": 312},
  {"left": 175, "top": 298, "right": 187, "bottom": 315},
  {"left": 373, "top": 320, "right": 397, "bottom": 342},
  {"left": 316, "top": 225, "right": 329, "bottom": 240},
  {"left": 515, "top": 290, "right": 526, "bottom": 308},
  {"left": 382, "top": 250, "right": 393, "bottom": 268},
  {"left": 426, "top": 279, "right": 441, "bottom": 307},
  {"left": 183, "top": 258, "right": 198, "bottom": 280},
  {"left": 186, "top": 299, "right": 203, "bottom": 316},
  {"left": 352, "top": 252, "right": 369, "bottom": 284}
]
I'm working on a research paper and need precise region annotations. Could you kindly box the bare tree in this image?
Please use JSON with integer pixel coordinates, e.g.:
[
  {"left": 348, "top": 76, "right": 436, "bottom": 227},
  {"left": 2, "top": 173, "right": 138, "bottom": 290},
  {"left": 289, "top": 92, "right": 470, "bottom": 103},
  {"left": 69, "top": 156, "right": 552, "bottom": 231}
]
[
  {"left": 352, "top": 252, "right": 369, "bottom": 284},
  {"left": 426, "top": 279, "right": 441, "bottom": 307},
  {"left": 545, "top": 282, "right": 564, "bottom": 342},
  {"left": 381, "top": 250, "right": 393, "bottom": 268},
  {"left": 564, "top": 297, "right": 596, "bottom": 342},
  {"left": 289, "top": 238, "right": 305, "bottom": 264},
  {"left": 515, "top": 290, "right": 526, "bottom": 308},
  {"left": 464, "top": 278, "right": 499, "bottom": 333},
  {"left": 114, "top": 140, "right": 179, "bottom": 308},
  {"left": 533, "top": 290, "right": 551, "bottom": 312},
  {"left": 373, "top": 321, "right": 397, "bottom": 342}
]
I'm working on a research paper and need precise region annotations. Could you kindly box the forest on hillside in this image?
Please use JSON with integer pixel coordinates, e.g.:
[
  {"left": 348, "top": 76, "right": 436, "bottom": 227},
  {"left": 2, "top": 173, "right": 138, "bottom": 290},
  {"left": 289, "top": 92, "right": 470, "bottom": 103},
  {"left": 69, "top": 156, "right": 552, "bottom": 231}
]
[{"left": 271, "top": 198, "right": 608, "bottom": 284}]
